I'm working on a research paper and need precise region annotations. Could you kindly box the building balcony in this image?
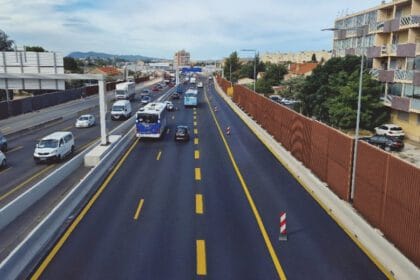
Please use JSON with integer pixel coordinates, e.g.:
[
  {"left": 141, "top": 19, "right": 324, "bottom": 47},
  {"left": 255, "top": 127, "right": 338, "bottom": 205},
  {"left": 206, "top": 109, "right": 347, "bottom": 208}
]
[
  {"left": 378, "top": 70, "right": 395, "bottom": 83},
  {"left": 394, "top": 69, "right": 414, "bottom": 82},
  {"left": 399, "top": 15, "right": 420, "bottom": 29}
]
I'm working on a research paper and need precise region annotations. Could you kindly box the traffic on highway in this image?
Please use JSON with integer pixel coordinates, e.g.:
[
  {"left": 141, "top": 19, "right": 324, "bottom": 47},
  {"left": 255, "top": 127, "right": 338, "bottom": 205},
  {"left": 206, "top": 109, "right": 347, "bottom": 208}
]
[{"left": 2, "top": 75, "right": 383, "bottom": 280}]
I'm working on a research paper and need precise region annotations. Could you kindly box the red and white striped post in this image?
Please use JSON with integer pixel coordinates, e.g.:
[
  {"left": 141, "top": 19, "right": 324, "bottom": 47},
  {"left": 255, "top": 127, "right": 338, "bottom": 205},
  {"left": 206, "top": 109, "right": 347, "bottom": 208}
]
[{"left": 279, "top": 212, "right": 287, "bottom": 241}]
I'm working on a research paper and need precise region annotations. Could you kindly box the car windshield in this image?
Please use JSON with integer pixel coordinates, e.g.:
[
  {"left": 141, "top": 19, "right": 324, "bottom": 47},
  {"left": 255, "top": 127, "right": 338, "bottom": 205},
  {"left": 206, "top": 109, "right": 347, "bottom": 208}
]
[
  {"left": 116, "top": 90, "right": 126, "bottom": 95},
  {"left": 137, "top": 113, "right": 158, "bottom": 123},
  {"left": 176, "top": 127, "right": 187, "bottom": 133},
  {"left": 112, "top": 105, "right": 125, "bottom": 111},
  {"left": 79, "top": 116, "right": 90, "bottom": 121},
  {"left": 38, "top": 139, "right": 58, "bottom": 148},
  {"left": 390, "top": 127, "right": 402, "bottom": 131}
]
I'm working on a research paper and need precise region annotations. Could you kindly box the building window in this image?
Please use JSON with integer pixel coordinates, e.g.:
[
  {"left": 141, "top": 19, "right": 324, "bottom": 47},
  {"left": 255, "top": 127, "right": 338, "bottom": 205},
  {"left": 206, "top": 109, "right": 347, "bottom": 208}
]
[
  {"left": 414, "top": 56, "right": 420, "bottom": 70},
  {"left": 403, "top": 84, "right": 414, "bottom": 97},
  {"left": 397, "top": 111, "right": 409, "bottom": 122},
  {"left": 414, "top": 86, "right": 420, "bottom": 98},
  {"left": 388, "top": 83, "right": 402, "bottom": 96}
]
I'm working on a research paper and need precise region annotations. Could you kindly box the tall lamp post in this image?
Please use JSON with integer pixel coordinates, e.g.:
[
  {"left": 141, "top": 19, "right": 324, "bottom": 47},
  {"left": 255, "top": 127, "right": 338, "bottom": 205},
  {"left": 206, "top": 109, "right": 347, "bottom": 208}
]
[
  {"left": 241, "top": 49, "right": 257, "bottom": 92},
  {"left": 322, "top": 26, "right": 366, "bottom": 200}
]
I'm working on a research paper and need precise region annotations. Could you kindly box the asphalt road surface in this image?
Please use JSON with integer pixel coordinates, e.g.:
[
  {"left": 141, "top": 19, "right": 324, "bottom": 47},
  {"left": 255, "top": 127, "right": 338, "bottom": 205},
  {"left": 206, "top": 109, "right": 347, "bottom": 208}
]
[
  {"left": 30, "top": 77, "right": 385, "bottom": 280},
  {"left": 0, "top": 82, "right": 171, "bottom": 207}
]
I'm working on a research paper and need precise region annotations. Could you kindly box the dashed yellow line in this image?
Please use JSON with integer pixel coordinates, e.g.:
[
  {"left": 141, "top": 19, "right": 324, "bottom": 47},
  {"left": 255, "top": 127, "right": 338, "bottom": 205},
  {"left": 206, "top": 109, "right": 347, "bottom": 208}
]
[
  {"left": 6, "top": 145, "right": 23, "bottom": 153},
  {"left": 195, "top": 168, "right": 201, "bottom": 181},
  {"left": 156, "top": 150, "right": 162, "bottom": 161},
  {"left": 194, "top": 121, "right": 197, "bottom": 126},
  {"left": 0, "top": 164, "right": 56, "bottom": 202},
  {"left": 194, "top": 150, "right": 200, "bottom": 159},
  {"left": 196, "top": 240, "right": 207, "bottom": 275},
  {"left": 194, "top": 115, "right": 197, "bottom": 120},
  {"left": 133, "top": 198, "right": 144, "bottom": 220},
  {"left": 194, "top": 128, "right": 198, "bottom": 135},
  {"left": 195, "top": 194, "right": 204, "bottom": 214},
  {"left": 194, "top": 138, "right": 199, "bottom": 145},
  {"left": 0, "top": 166, "right": 11, "bottom": 175}
]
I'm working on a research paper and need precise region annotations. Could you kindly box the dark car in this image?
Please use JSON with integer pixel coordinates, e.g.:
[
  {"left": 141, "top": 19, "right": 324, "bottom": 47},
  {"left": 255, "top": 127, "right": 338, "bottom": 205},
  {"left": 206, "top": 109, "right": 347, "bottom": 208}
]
[
  {"left": 0, "top": 132, "right": 7, "bottom": 152},
  {"left": 140, "top": 95, "right": 152, "bottom": 104},
  {"left": 152, "top": 86, "right": 160, "bottom": 92},
  {"left": 174, "top": 125, "right": 190, "bottom": 141},
  {"left": 141, "top": 89, "right": 151, "bottom": 94},
  {"left": 360, "top": 135, "right": 404, "bottom": 152},
  {"left": 171, "top": 92, "right": 180, "bottom": 99}
]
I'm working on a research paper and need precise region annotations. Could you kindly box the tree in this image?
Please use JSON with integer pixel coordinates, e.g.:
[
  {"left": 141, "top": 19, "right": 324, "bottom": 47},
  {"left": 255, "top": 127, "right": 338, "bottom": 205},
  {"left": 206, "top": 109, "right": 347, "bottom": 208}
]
[
  {"left": 238, "top": 54, "right": 265, "bottom": 79},
  {"left": 24, "top": 46, "right": 47, "bottom": 52},
  {"left": 299, "top": 55, "right": 388, "bottom": 130},
  {"left": 311, "top": 53, "right": 317, "bottom": 63},
  {"left": 280, "top": 76, "right": 306, "bottom": 99},
  {"left": 0, "top": 30, "right": 14, "bottom": 51},
  {"left": 223, "top": 51, "right": 241, "bottom": 82},
  {"left": 64, "top": 57, "right": 83, "bottom": 73},
  {"left": 263, "top": 62, "right": 288, "bottom": 85}
]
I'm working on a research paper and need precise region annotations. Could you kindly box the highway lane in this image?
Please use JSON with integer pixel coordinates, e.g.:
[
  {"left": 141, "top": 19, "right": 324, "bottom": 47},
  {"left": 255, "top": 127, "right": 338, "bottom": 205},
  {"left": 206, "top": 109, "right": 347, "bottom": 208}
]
[
  {"left": 0, "top": 83, "right": 172, "bottom": 207},
  {"left": 205, "top": 80, "right": 385, "bottom": 279},
  {"left": 29, "top": 76, "right": 384, "bottom": 279}
]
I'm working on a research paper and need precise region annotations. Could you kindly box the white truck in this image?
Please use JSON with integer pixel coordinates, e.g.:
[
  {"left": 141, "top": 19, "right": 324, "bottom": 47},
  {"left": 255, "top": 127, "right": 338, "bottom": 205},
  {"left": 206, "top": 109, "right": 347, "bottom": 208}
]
[
  {"left": 190, "top": 77, "right": 196, "bottom": 84},
  {"left": 115, "top": 82, "right": 136, "bottom": 100}
]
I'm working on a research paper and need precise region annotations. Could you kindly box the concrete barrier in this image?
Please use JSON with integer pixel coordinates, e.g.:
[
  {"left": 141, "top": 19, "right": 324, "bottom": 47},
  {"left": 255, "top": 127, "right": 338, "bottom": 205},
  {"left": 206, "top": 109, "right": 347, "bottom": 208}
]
[{"left": 0, "top": 129, "right": 136, "bottom": 279}]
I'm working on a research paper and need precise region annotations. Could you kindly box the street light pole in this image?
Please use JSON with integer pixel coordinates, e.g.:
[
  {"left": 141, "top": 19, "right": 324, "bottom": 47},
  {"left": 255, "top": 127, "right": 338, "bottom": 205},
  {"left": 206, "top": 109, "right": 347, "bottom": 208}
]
[
  {"left": 322, "top": 27, "right": 367, "bottom": 200},
  {"left": 241, "top": 49, "right": 257, "bottom": 92}
]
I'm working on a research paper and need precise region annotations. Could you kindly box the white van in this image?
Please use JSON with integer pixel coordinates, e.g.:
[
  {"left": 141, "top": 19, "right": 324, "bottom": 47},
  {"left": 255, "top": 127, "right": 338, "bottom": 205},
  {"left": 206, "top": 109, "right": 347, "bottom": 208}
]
[
  {"left": 0, "top": 151, "right": 6, "bottom": 168},
  {"left": 34, "top": 131, "right": 75, "bottom": 163},
  {"left": 111, "top": 100, "right": 132, "bottom": 120}
]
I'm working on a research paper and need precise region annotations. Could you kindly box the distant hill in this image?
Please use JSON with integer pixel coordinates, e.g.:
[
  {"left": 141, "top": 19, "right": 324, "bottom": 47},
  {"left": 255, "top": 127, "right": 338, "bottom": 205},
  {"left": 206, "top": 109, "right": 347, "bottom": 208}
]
[{"left": 67, "top": 51, "right": 164, "bottom": 62}]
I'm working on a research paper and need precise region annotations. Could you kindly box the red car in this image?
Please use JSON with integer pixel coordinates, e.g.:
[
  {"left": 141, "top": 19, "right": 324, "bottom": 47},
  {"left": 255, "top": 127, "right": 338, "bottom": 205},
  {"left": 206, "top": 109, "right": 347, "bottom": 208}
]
[{"left": 152, "top": 86, "right": 159, "bottom": 92}]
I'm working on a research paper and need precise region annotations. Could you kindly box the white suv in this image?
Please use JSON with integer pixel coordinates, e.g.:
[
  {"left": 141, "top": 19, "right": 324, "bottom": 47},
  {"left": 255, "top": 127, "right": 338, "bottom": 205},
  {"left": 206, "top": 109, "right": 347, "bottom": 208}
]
[
  {"left": 374, "top": 124, "right": 405, "bottom": 138},
  {"left": 34, "top": 132, "right": 75, "bottom": 163}
]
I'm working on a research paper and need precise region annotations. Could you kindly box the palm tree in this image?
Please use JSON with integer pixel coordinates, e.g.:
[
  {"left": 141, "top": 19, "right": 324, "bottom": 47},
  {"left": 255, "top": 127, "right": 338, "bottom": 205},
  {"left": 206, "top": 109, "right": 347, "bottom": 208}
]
[{"left": 0, "top": 30, "right": 15, "bottom": 51}]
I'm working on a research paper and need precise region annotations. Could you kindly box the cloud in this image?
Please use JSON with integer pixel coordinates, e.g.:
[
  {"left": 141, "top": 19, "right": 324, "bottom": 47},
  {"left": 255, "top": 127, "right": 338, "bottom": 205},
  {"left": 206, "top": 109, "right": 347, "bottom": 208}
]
[{"left": 0, "top": 0, "right": 382, "bottom": 59}]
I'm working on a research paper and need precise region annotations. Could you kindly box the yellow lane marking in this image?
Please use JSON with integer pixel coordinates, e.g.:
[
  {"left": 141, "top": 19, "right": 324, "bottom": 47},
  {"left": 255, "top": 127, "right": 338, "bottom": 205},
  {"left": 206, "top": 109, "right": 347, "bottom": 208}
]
[
  {"left": 133, "top": 198, "right": 145, "bottom": 220},
  {"left": 194, "top": 150, "right": 200, "bottom": 160},
  {"left": 194, "top": 116, "right": 197, "bottom": 120},
  {"left": 196, "top": 240, "right": 207, "bottom": 275},
  {"left": 195, "top": 168, "right": 201, "bottom": 181},
  {"left": 213, "top": 84, "right": 394, "bottom": 279},
  {"left": 205, "top": 90, "right": 287, "bottom": 280},
  {"left": 6, "top": 145, "right": 23, "bottom": 153},
  {"left": 2, "top": 126, "right": 11, "bottom": 132},
  {"left": 195, "top": 194, "right": 204, "bottom": 214},
  {"left": 194, "top": 111, "right": 197, "bottom": 115},
  {"left": 194, "top": 138, "right": 199, "bottom": 145},
  {"left": 63, "top": 125, "right": 74, "bottom": 131},
  {"left": 194, "top": 121, "right": 197, "bottom": 126},
  {"left": 0, "top": 166, "right": 11, "bottom": 175},
  {"left": 0, "top": 164, "right": 56, "bottom": 202},
  {"left": 172, "top": 116, "right": 175, "bottom": 120},
  {"left": 156, "top": 150, "right": 162, "bottom": 161},
  {"left": 193, "top": 107, "right": 197, "bottom": 111},
  {"left": 77, "top": 138, "right": 99, "bottom": 152},
  {"left": 31, "top": 139, "right": 139, "bottom": 279},
  {"left": 194, "top": 128, "right": 198, "bottom": 135}
]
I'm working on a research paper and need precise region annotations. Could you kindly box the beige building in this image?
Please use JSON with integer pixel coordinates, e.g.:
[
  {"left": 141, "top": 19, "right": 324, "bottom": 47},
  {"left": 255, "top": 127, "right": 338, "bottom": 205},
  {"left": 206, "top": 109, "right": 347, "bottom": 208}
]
[
  {"left": 261, "top": 51, "right": 332, "bottom": 64},
  {"left": 174, "top": 50, "right": 190, "bottom": 68},
  {"left": 333, "top": 0, "right": 420, "bottom": 141}
]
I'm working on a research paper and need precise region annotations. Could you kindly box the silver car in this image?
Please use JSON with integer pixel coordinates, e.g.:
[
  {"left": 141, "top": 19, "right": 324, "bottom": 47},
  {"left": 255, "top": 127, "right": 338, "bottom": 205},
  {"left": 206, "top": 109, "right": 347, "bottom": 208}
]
[{"left": 75, "top": 114, "right": 95, "bottom": 128}]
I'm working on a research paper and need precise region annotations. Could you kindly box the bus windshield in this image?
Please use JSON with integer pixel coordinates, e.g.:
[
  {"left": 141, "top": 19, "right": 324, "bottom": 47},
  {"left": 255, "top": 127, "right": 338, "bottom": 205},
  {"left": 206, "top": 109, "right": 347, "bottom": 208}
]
[
  {"left": 137, "top": 113, "right": 158, "bottom": 123},
  {"left": 112, "top": 105, "right": 125, "bottom": 111}
]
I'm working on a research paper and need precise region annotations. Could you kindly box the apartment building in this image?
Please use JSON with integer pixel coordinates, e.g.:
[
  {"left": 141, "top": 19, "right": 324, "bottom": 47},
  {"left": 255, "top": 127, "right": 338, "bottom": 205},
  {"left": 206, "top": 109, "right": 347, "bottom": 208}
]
[
  {"left": 261, "top": 51, "right": 332, "bottom": 64},
  {"left": 173, "top": 50, "right": 190, "bottom": 68},
  {"left": 333, "top": 0, "right": 420, "bottom": 141}
]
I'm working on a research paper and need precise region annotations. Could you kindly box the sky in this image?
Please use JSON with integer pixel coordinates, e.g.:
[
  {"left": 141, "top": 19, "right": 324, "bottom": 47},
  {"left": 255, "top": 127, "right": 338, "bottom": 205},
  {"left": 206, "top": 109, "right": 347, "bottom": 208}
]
[{"left": 0, "top": 0, "right": 383, "bottom": 60}]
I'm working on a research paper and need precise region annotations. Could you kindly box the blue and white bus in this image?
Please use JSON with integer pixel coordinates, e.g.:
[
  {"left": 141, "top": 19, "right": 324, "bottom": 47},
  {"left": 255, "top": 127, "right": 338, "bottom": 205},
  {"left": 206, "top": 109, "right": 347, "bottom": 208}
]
[
  {"left": 184, "top": 88, "right": 198, "bottom": 107},
  {"left": 135, "top": 102, "right": 167, "bottom": 138}
]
